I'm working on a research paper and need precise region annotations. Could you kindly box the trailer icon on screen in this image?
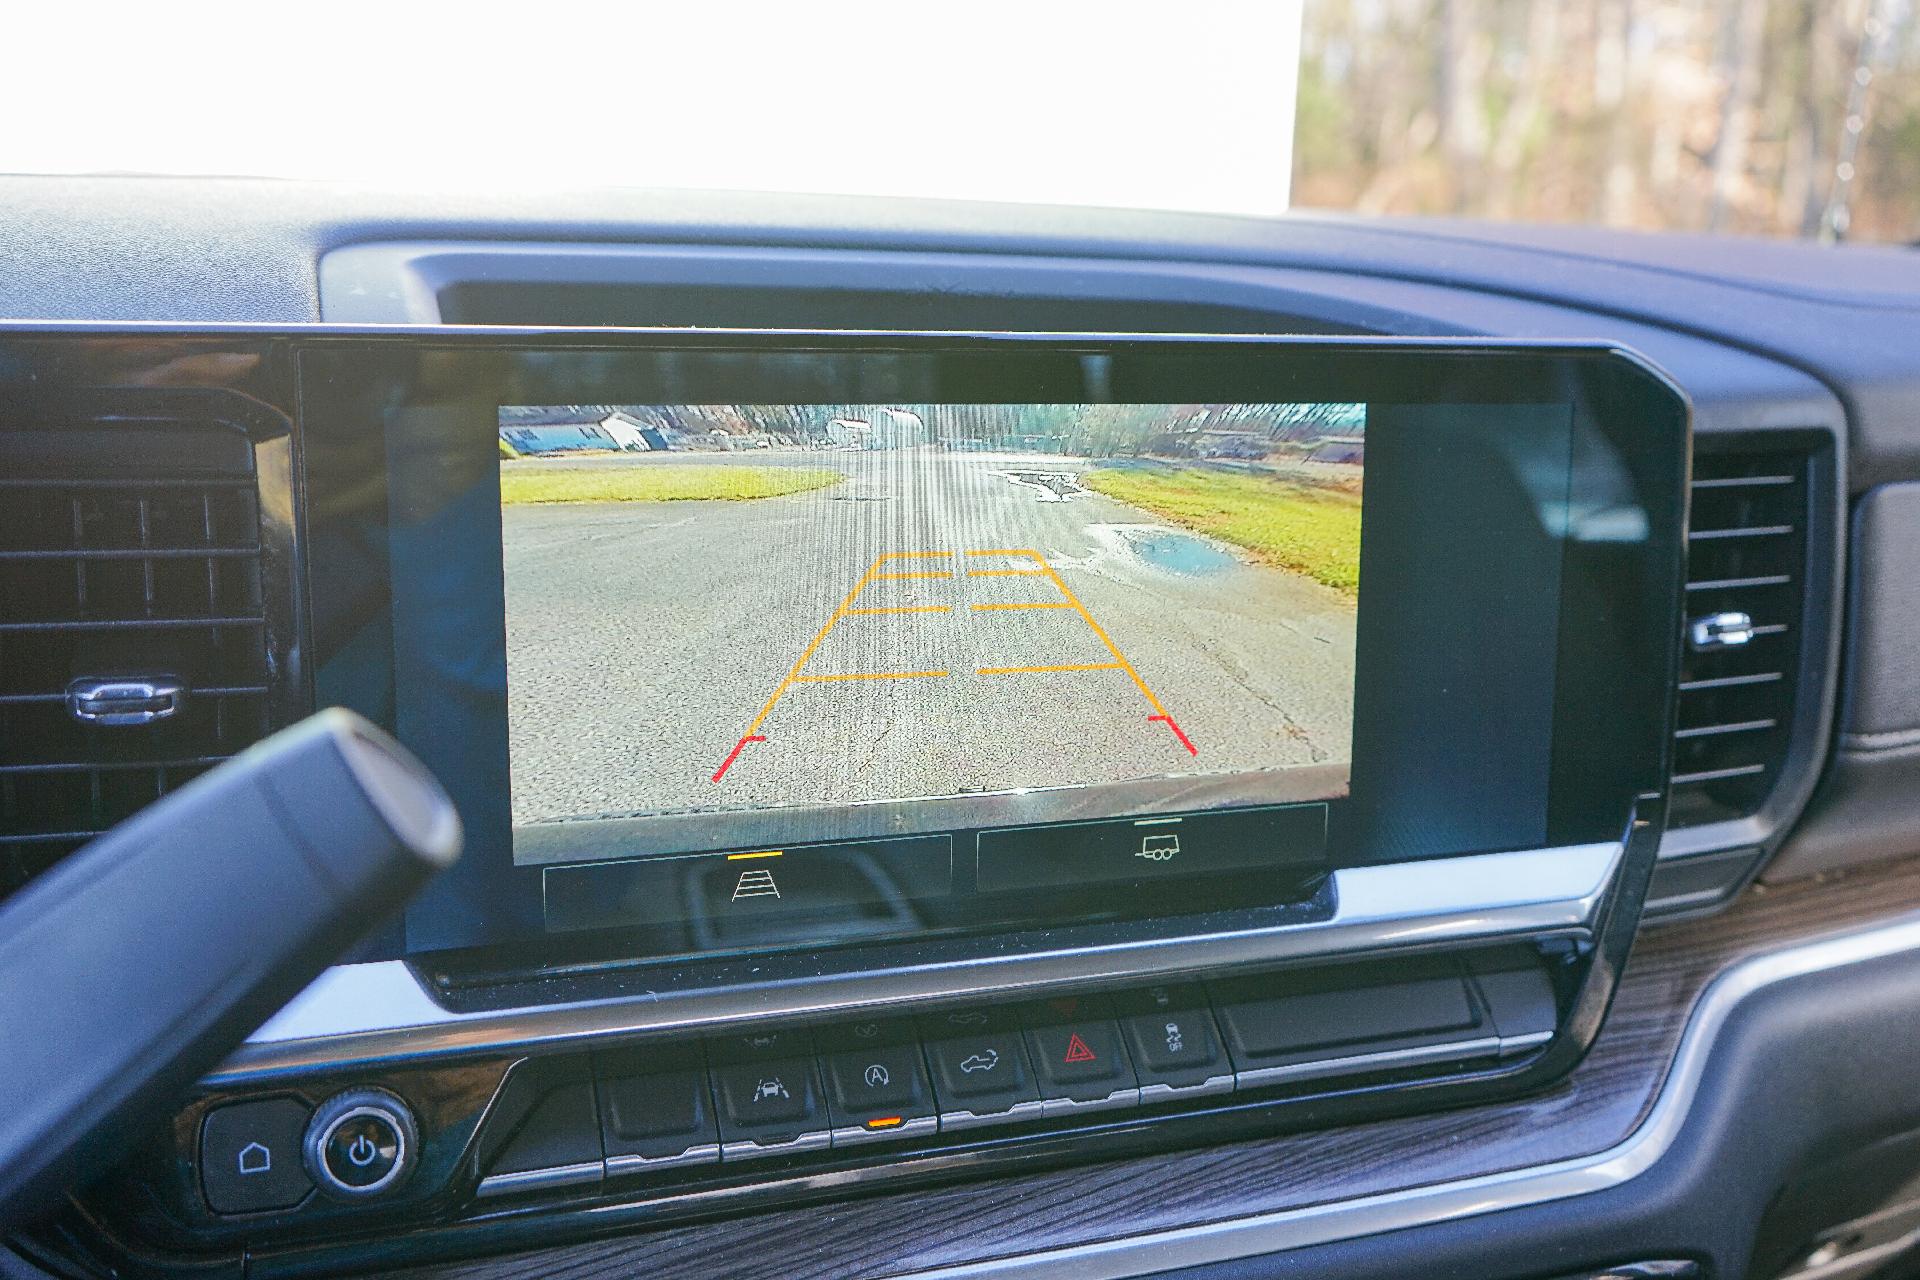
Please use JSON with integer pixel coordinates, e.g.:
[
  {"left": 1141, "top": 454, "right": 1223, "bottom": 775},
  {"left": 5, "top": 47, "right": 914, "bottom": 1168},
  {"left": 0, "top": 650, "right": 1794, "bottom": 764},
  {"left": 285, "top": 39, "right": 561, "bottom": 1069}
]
[{"left": 1137, "top": 834, "right": 1181, "bottom": 862}]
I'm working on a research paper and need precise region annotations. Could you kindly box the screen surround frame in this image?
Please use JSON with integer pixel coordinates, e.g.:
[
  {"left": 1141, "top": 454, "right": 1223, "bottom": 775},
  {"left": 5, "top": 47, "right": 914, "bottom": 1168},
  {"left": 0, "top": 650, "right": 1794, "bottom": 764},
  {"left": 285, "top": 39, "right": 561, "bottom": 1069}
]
[
  {"left": 287, "top": 328, "right": 1689, "bottom": 971},
  {"left": 0, "top": 325, "right": 1690, "bottom": 992}
]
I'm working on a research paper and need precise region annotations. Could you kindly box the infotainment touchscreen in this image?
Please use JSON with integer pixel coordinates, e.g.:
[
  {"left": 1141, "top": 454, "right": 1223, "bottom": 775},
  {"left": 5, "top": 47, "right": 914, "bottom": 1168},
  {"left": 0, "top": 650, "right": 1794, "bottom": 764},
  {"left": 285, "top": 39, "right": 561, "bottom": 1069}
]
[
  {"left": 501, "top": 402, "right": 1359, "bottom": 859},
  {"left": 284, "top": 333, "right": 1687, "bottom": 959},
  {"left": 498, "top": 402, "right": 1370, "bottom": 938}
]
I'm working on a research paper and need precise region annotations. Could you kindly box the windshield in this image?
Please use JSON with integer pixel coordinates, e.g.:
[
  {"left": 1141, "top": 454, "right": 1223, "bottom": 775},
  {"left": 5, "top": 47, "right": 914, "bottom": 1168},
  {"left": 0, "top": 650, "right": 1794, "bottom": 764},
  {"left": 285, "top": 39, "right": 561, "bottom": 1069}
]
[{"left": 4, "top": 1, "right": 1914, "bottom": 244}]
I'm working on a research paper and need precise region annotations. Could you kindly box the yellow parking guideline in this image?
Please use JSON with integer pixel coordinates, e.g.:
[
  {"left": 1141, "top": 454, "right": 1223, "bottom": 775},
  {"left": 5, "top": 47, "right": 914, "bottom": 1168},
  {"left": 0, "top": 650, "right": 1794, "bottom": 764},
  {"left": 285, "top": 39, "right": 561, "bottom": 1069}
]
[
  {"left": 970, "top": 602, "right": 1072, "bottom": 611},
  {"left": 719, "top": 544, "right": 1195, "bottom": 782},
  {"left": 967, "top": 548, "right": 1177, "bottom": 721}
]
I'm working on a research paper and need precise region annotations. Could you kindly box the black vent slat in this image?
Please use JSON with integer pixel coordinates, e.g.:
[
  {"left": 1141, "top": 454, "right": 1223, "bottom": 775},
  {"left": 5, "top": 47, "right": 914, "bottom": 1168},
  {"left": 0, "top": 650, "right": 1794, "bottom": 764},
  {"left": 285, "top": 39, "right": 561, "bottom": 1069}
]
[
  {"left": 0, "top": 616, "right": 266, "bottom": 634},
  {"left": 1679, "top": 671, "right": 1784, "bottom": 692},
  {"left": 1691, "top": 474, "right": 1796, "bottom": 490},
  {"left": 0, "top": 546, "right": 262, "bottom": 561},
  {"left": 1672, "top": 762, "right": 1770, "bottom": 785},
  {"left": 1687, "top": 524, "right": 1794, "bottom": 541},
  {"left": 1668, "top": 448, "right": 1811, "bottom": 829},
  {"left": 1687, "top": 573, "right": 1792, "bottom": 591},
  {"left": 0, "top": 418, "right": 273, "bottom": 895},
  {"left": 0, "top": 476, "right": 258, "bottom": 490},
  {"left": 0, "top": 756, "right": 230, "bottom": 776},
  {"left": 1674, "top": 719, "right": 1779, "bottom": 739},
  {"left": 0, "top": 686, "right": 268, "bottom": 705}
]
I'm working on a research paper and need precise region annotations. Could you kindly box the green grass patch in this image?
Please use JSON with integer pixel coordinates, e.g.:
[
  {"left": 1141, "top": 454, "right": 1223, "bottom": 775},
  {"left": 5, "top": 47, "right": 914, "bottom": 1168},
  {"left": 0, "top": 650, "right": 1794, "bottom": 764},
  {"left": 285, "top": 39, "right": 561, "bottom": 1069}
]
[
  {"left": 499, "top": 465, "right": 843, "bottom": 504},
  {"left": 1083, "top": 466, "right": 1361, "bottom": 596}
]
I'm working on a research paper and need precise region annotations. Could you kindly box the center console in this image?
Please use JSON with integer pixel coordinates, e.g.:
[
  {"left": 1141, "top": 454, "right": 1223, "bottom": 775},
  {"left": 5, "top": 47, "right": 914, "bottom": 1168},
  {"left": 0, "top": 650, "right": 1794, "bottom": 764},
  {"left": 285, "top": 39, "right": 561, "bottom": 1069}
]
[{"left": 0, "top": 328, "right": 1688, "bottom": 1275}]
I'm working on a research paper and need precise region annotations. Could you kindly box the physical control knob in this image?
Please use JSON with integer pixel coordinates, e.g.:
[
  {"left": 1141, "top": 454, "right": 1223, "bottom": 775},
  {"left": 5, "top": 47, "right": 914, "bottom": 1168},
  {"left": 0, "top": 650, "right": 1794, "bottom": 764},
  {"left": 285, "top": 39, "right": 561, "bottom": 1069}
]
[{"left": 302, "top": 1088, "right": 417, "bottom": 1198}]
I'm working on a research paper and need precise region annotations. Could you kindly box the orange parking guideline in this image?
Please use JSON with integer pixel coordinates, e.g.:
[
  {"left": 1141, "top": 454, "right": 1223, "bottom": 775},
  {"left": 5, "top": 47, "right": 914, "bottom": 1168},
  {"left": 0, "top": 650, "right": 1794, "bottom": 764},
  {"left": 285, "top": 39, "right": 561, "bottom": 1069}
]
[
  {"left": 714, "top": 552, "right": 957, "bottom": 781},
  {"left": 967, "top": 549, "right": 1198, "bottom": 757},
  {"left": 715, "top": 545, "right": 1200, "bottom": 783},
  {"left": 970, "top": 602, "right": 1072, "bottom": 611}
]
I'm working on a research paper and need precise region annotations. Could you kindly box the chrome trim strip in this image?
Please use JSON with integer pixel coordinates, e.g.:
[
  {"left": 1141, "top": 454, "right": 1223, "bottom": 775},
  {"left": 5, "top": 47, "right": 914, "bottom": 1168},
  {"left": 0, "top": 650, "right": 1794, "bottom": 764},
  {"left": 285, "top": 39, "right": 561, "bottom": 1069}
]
[
  {"left": 938, "top": 1100, "right": 1046, "bottom": 1132},
  {"left": 1230, "top": 1036, "right": 1501, "bottom": 1090},
  {"left": 1497, "top": 1029, "right": 1556, "bottom": 1056},
  {"left": 1037, "top": 1087, "right": 1141, "bottom": 1119},
  {"left": 1138, "top": 1074, "right": 1235, "bottom": 1102},
  {"left": 602, "top": 1145, "right": 720, "bottom": 1176},
  {"left": 889, "top": 909, "right": 1920, "bottom": 1280},
  {"left": 720, "top": 1130, "right": 832, "bottom": 1162},
  {"left": 474, "top": 1162, "right": 602, "bottom": 1200},
  {"left": 213, "top": 842, "right": 1620, "bottom": 1083}
]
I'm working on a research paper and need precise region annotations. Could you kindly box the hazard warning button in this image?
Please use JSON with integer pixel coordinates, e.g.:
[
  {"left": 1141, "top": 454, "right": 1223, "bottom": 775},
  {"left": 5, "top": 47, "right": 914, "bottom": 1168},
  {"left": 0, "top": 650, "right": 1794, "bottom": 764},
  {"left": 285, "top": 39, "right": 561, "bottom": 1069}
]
[{"left": 1019, "top": 995, "right": 1141, "bottom": 1116}]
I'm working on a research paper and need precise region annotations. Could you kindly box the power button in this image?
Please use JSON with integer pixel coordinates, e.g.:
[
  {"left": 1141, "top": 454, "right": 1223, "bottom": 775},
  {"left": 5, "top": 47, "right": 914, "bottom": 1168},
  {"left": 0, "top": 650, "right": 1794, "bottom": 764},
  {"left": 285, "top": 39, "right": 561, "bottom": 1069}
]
[{"left": 303, "top": 1089, "right": 416, "bottom": 1198}]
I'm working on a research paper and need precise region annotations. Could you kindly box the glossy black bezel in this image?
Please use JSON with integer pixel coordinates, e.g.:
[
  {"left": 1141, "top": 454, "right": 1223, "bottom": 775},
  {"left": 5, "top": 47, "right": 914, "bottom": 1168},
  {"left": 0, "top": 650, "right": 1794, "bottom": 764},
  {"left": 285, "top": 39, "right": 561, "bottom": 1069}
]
[{"left": 0, "top": 326, "right": 1690, "bottom": 973}]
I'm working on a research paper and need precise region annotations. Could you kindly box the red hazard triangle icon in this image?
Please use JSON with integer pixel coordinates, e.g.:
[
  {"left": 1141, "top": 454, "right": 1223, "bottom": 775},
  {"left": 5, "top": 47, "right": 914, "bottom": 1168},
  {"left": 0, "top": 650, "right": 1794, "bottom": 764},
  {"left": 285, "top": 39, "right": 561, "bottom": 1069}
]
[{"left": 1062, "top": 1032, "right": 1098, "bottom": 1064}]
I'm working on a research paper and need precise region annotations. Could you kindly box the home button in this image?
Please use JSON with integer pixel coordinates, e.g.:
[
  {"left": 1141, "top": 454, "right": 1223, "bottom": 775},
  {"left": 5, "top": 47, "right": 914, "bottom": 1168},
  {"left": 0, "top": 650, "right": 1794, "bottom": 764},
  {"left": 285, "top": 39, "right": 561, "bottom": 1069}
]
[
  {"left": 201, "top": 1097, "right": 314, "bottom": 1214},
  {"left": 303, "top": 1089, "right": 416, "bottom": 1199}
]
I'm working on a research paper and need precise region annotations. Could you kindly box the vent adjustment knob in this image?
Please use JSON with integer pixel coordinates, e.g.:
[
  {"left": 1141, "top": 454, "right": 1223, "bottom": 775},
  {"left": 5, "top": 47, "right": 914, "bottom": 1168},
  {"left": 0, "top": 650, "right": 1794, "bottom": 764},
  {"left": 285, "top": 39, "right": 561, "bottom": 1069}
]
[{"left": 1688, "top": 611, "right": 1755, "bottom": 651}]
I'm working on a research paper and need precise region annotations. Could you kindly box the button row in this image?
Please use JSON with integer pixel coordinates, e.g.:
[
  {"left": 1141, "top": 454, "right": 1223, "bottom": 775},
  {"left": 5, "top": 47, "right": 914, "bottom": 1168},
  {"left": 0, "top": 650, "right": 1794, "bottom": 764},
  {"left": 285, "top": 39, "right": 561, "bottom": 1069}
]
[
  {"left": 476, "top": 953, "right": 1557, "bottom": 1198},
  {"left": 475, "top": 989, "right": 1233, "bottom": 1196}
]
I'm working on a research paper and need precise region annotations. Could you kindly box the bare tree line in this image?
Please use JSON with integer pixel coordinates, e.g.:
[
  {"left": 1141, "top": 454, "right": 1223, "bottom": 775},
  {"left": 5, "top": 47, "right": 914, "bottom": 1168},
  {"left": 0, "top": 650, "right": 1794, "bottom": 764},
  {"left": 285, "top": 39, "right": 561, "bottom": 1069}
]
[
  {"left": 606, "top": 403, "right": 1364, "bottom": 456},
  {"left": 1295, "top": 0, "right": 1918, "bottom": 242}
]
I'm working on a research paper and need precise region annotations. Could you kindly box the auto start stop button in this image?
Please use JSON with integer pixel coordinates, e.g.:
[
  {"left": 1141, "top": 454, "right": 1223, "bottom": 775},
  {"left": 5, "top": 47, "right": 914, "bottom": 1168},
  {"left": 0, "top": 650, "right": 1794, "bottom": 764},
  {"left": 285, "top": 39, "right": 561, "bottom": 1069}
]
[{"left": 302, "top": 1088, "right": 416, "bottom": 1198}]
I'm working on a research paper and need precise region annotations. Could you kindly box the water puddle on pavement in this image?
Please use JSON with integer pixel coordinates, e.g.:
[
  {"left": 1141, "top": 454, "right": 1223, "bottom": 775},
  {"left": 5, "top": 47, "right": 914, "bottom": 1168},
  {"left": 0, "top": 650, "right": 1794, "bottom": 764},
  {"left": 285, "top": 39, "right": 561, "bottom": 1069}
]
[{"left": 1123, "top": 529, "right": 1236, "bottom": 575}]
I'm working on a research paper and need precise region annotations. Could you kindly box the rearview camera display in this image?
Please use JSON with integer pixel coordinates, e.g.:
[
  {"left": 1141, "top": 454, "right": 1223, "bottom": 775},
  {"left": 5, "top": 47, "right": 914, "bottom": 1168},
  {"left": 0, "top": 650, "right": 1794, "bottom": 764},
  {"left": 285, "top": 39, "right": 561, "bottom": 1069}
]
[{"left": 499, "top": 402, "right": 1363, "bottom": 869}]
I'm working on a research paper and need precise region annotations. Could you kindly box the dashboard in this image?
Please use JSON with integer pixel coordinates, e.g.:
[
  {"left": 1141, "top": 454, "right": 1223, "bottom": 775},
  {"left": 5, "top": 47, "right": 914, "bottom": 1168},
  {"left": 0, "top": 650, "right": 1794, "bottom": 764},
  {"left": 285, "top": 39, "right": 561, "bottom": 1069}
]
[{"left": 2, "top": 178, "right": 1920, "bottom": 1280}]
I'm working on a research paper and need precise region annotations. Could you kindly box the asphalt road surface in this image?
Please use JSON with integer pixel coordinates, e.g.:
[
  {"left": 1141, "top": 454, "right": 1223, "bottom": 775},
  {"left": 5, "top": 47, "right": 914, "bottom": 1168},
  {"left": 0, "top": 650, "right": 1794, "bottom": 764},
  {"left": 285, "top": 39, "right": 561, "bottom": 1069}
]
[{"left": 503, "top": 449, "right": 1356, "bottom": 830}]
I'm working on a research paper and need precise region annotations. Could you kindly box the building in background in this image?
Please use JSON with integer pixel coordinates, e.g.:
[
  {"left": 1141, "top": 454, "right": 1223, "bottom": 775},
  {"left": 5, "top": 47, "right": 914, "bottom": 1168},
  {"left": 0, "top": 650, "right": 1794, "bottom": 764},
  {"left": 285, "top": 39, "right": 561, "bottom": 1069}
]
[
  {"left": 499, "top": 411, "right": 656, "bottom": 455},
  {"left": 824, "top": 408, "right": 930, "bottom": 450}
]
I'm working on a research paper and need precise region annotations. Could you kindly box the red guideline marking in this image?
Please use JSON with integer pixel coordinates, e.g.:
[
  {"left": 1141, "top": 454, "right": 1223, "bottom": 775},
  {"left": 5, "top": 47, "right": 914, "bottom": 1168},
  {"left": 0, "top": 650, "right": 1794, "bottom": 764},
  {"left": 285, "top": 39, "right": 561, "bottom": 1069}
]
[
  {"left": 1063, "top": 1033, "right": 1098, "bottom": 1064},
  {"left": 711, "top": 735, "right": 766, "bottom": 783},
  {"left": 1148, "top": 714, "right": 1198, "bottom": 757}
]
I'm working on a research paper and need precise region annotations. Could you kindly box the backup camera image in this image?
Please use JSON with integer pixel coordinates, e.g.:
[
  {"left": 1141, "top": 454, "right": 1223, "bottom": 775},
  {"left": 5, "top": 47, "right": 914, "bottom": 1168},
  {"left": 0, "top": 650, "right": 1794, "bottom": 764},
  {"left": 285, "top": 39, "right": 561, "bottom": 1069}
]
[{"left": 499, "top": 403, "right": 1363, "bottom": 861}]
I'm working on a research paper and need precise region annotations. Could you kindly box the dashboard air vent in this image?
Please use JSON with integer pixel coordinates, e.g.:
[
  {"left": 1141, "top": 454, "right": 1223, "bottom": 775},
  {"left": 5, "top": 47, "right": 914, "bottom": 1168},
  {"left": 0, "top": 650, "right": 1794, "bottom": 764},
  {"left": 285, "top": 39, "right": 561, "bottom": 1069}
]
[
  {"left": 0, "top": 419, "right": 272, "bottom": 895},
  {"left": 1667, "top": 447, "right": 1810, "bottom": 828}
]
